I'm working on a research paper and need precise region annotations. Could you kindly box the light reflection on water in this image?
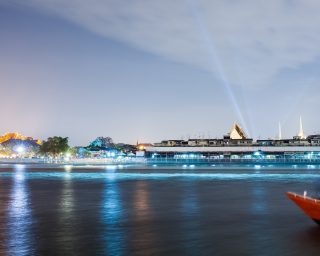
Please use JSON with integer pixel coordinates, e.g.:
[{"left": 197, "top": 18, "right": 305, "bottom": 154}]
[
  {"left": 102, "top": 179, "right": 125, "bottom": 255},
  {"left": 0, "top": 179, "right": 9, "bottom": 252},
  {"left": 131, "top": 181, "right": 158, "bottom": 254},
  {"left": 1, "top": 164, "right": 320, "bottom": 255},
  {"left": 7, "top": 165, "right": 34, "bottom": 256},
  {"left": 134, "top": 181, "right": 151, "bottom": 217},
  {"left": 0, "top": 172, "right": 320, "bottom": 182},
  {"left": 248, "top": 183, "right": 273, "bottom": 255},
  {"left": 180, "top": 182, "right": 201, "bottom": 254},
  {"left": 251, "top": 184, "right": 267, "bottom": 215},
  {"left": 57, "top": 174, "right": 76, "bottom": 253},
  {"left": 181, "top": 184, "right": 199, "bottom": 217}
]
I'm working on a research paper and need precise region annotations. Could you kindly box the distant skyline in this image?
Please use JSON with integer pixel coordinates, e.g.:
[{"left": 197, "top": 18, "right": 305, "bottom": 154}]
[{"left": 1, "top": 1, "right": 320, "bottom": 146}]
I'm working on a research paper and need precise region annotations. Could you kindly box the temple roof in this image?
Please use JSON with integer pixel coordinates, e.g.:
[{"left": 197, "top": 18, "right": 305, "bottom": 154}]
[
  {"left": 229, "top": 123, "right": 247, "bottom": 139},
  {"left": 0, "top": 133, "right": 41, "bottom": 145}
]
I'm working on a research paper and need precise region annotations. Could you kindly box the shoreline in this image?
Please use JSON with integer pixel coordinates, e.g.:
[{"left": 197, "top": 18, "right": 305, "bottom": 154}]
[{"left": 1, "top": 158, "right": 320, "bottom": 169}]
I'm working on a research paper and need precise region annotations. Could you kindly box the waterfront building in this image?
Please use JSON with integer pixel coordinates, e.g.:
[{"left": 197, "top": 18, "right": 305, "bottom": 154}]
[
  {"left": 0, "top": 132, "right": 41, "bottom": 157},
  {"left": 0, "top": 132, "right": 41, "bottom": 145},
  {"left": 137, "top": 143, "right": 153, "bottom": 150},
  {"left": 76, "top": 136, "right": 137, "bottom": 159},
  {"left": 145, "top": 121, "right": 320, "bottom": 163},
  {"left": 307, "top": 135, "right": 320, "bottom": 145}
]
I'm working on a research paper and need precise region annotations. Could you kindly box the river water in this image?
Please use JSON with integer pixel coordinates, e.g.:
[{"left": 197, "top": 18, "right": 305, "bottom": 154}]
[{"left": 0, "top": 164, "right": 320, "bottom": 256}]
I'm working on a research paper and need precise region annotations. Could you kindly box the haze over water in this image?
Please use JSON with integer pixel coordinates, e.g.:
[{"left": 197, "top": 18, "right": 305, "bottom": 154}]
[{"left": 1, "top": 164, "right": 320, "bottom": 255}]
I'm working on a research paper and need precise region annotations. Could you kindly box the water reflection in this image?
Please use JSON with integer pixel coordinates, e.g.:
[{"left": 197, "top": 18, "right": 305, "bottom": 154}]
[
  {"left": 1, "top": 165, "right": 320, "bottom": 255},
  {"left": 180, "top": 182, "right": 201, "bottom": 254},
  {"left": 181, "top": 184, "right": 199, "bottom": 216},
  {"left": 248, "top": 183, "right": 274, "bottom": 254},
  {"left": 0, "top": 171, "right": 10, "bottom": 254},
  {"left": 131, "top": 181, "right": 157, "bottom": 254},
  {"left": 64, "top": 165, "right": 73, "bottom": 172},
  {"left": 134, "top": 181, "right": 150, "bottom": 217},
  {"left": 8, "top": 165, "right": 34, "bottom": 256},
  {"left": 60, "top": 173, "right": 74, "bottom": 215},
  {"left": 250, "top": 184, "right": 267, "bottom": 215},
  {"left": 102, "top": 179, "right": 125, "bottom": 255},
  {"left": 56, "top": 173, "right": 76, "bottom": 253}
]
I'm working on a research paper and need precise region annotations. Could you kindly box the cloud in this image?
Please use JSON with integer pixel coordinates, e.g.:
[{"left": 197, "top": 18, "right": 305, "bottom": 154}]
[{"left": 7, "top": 0, "right": 320, "bottom": 88}]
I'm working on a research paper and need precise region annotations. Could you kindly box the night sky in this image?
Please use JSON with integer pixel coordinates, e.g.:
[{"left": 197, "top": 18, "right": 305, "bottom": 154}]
[{"left": 1, "top": 0, "right": 320, "bottom": 146}]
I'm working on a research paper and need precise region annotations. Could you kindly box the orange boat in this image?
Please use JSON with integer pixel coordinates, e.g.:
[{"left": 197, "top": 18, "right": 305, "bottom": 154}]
[{"left": 287, "top": 191, "right": 320, "bottom": 225}]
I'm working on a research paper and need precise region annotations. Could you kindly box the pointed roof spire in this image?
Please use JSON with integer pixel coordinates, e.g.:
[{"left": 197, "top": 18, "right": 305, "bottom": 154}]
[
  {"left": 278, "top": 122, "right": 282, "bottom": 140},
  {"left": 297, "top": 116, "right": 306, "bottom": 139},
  {"left": 229, "top": 122, "right": 247, "bottom": 139}
]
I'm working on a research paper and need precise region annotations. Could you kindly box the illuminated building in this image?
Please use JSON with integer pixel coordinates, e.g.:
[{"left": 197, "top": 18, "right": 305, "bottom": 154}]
[
  {"left": 0, "top": 133, "right": 41, "bottom": 145},
  {"left": 0, "top": 133, "right": 41, "bottom": 157},
  {"left": 145, "top": 121, "right": 320, "bottom": 163}
]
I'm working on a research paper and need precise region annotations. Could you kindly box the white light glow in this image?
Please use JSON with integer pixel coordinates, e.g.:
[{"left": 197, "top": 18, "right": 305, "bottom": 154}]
[{"left": 16, "top": 146, "right": 25, "bottom": 154}]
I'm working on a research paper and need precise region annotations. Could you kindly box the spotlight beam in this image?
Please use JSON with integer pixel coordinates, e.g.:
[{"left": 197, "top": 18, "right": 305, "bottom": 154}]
[{"left": 186, "top": 0, "right": 249, "bottom": 136}]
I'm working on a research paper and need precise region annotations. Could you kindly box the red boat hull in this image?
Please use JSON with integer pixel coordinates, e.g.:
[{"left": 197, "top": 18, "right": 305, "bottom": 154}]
[{"left": 287, "top": 192, "right": 320, "bottom": 224}]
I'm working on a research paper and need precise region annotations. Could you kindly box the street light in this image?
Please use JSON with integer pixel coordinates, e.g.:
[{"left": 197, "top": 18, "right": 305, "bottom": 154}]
[{"left": 16, "top": 146, "right": 25, "bottom": 154}]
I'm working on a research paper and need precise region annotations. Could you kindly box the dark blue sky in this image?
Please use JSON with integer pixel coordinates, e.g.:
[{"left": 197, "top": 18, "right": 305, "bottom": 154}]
[{"left": 1, "top": 1, "right": 320, "bottom": 145}]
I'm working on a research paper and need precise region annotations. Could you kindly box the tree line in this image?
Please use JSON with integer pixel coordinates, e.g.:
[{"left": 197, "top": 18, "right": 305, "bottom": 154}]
[{"left": 39, "top": 136, "right": 70, "bottom": 157}]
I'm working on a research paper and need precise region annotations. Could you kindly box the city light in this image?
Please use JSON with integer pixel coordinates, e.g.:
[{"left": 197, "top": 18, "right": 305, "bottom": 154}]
[
  {"left": 64, "top": 165, "right": 72, "bottom": 172},
  {"left": 64, "top": 152, "right": 71, "bottom": 161},
  {"left": 254, "top": 151, "right": 261, "bottom": 156},
  {"left": 138, "top": 145, "right": 145, "bottom": 150},
  {"left": 16, "top": 146, "right": 25, "bottom": 154},
  {"left": 107, "top": 152, "right": 116, "bottom": 158}
]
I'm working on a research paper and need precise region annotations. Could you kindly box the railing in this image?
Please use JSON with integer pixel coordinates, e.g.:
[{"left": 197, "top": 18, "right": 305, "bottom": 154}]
[{"left": 146, "top": 157, "right": 320, "bottom": 164}]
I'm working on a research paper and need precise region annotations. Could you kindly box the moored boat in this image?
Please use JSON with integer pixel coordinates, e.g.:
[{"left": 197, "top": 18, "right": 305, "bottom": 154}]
[{"left": 287, "top": 191, "right": 320, "bottom": 225}]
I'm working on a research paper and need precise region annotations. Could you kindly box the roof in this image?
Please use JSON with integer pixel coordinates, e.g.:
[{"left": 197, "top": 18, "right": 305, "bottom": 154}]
[{"left": 228, "top": 123, "right": 247, "bottom": 139}]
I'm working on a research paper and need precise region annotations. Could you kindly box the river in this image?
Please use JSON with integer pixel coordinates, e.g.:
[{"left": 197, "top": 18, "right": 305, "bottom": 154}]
[{"left": 0, "top": 164, "right": 320, "bottom": 255}]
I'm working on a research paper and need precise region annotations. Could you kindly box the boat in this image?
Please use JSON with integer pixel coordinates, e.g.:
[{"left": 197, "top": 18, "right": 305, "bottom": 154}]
[{"left": 286, "top": 191, "right": 320, "bottom": 225}]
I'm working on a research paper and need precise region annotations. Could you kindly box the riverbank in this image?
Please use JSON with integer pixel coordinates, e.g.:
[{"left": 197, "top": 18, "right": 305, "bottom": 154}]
[
  {"left": 2, "top": 157, "right": 320, "bottom": 167},
  {"left": 0, "top": 157, "right": 146, "bottom": 165}
]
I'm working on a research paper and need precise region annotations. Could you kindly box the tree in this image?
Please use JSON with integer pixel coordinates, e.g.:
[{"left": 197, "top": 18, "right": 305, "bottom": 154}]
[
  {"left": 89, "top": 137, "right": 114, "bottom": 148},
  {"left": 40, "top": 137, "right": 69, "bottom": 157},
  {"left": 68, "top": 147, "right": 78, "bottom": 157}
]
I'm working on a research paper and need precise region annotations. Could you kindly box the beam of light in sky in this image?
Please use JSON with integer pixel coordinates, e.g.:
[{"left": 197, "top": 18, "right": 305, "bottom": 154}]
[
  {"left": 186, "top": 0, "right": 250, "bottom": 136},
  {"left": 281, "top": 81, "right": 313, "bottom": 135}
]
